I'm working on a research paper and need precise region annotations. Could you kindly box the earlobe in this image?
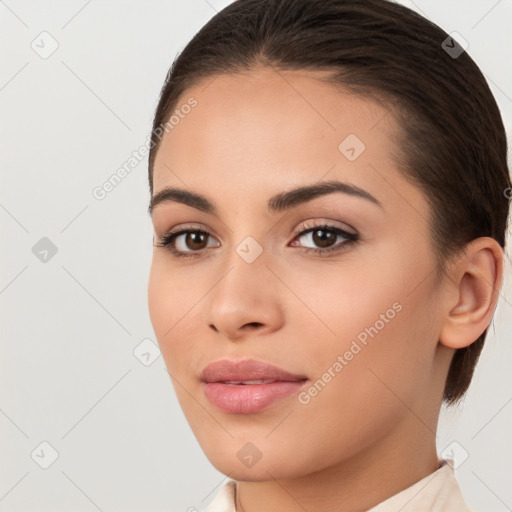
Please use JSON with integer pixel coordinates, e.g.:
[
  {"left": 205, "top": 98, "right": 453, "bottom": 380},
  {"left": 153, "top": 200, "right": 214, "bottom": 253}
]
[{"left": 439, "top": 237, "right": 504, "bottom": 350}]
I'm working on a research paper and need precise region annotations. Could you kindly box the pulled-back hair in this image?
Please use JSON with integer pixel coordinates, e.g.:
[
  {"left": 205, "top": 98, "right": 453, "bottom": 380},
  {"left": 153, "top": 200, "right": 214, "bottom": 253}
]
[{"left": 148, "top": 0, "right": 511, "bottom": 405}]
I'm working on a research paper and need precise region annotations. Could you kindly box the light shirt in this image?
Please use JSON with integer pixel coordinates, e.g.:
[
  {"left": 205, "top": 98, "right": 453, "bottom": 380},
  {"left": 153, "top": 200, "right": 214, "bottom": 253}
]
[{"left": 201, "top": 459, "right": 472, "bottom": 512}]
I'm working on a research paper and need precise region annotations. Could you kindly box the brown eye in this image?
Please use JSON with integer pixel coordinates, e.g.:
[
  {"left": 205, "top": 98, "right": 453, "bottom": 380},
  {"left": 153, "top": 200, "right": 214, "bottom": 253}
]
[
  {"left": 310, "top": 228, "right": 338, "bottom": 248},
  {"left": 291, "top": 222, "right": 359, "bottom": 256},
  {"left": 156, "top": 228, "right": 220, "bottom": 259},
  {"left": 182, "top": 231, "right": 209, "bottom": 251}
]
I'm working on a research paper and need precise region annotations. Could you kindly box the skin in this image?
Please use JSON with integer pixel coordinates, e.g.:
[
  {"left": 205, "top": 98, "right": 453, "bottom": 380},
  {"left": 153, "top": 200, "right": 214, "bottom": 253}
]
[{"left": 147, "top": 66, "right": 503, "bottom": 512}]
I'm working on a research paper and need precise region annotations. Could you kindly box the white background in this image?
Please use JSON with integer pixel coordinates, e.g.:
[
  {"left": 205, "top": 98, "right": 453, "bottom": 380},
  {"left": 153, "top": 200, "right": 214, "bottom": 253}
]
[{"left": 1, "top": 1, "right": 511, "bottom": 511}]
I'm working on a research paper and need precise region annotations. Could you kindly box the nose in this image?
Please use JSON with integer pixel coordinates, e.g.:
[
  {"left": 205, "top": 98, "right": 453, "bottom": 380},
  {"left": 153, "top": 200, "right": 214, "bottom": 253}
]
[{"left": 203, "top": 252, "right": 285, "bottom": 341}]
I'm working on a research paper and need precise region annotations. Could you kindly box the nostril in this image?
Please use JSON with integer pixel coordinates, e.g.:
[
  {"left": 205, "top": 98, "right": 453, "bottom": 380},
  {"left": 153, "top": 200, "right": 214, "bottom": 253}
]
[{"left": 244, "top": 322, "right": 262, "bottom": 329}]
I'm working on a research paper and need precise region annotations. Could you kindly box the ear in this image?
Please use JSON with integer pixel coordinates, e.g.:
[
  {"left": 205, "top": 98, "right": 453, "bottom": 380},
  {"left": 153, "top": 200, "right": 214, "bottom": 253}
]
[{"left": 439, "top": 237, "right": 504, "bottom": 350}]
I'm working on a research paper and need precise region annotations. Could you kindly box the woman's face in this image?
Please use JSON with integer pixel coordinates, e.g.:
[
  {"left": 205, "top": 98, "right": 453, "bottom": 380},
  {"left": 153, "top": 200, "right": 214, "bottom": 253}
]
[{"left": 148, "top": 67, "right": 453, "bottom": 480}]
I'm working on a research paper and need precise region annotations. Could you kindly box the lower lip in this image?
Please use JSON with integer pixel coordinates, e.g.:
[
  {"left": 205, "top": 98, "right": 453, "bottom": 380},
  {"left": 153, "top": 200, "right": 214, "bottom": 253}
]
[{"left": 202, "top": 380, "right": 307, "bottom": 414}]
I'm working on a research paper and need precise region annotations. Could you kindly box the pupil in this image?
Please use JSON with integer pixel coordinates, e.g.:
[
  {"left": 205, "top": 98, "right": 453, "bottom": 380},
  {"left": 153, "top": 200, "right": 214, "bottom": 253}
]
[
  {"left": 188, "top": 232, "right": 206, "bottom": 249},
  {"left": 313, "top": 229, "right": 334, "bottom": 248}
]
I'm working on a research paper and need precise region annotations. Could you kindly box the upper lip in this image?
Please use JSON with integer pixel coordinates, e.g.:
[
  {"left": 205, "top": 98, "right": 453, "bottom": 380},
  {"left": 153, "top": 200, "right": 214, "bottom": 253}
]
[{"left": 200, "top": 358, "right": 307, "bottom": 383}]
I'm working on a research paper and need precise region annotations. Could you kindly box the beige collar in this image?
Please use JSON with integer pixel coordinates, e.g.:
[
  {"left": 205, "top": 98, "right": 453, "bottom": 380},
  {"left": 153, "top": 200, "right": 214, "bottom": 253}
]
[{"left": 203, "top": 459, "right": 471, "bottom": 512}]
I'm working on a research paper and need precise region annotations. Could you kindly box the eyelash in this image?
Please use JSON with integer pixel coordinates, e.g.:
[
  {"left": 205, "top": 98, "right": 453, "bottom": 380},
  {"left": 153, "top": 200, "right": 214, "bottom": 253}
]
[{"left": 155, "top": 221, "right": 359, "bottom": 260}]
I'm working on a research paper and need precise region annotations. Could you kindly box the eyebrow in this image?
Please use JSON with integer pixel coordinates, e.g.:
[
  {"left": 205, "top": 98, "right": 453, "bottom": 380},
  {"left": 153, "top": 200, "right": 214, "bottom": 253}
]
[{"left": 148, "top": 180, "right": 383, "bottom": 216}]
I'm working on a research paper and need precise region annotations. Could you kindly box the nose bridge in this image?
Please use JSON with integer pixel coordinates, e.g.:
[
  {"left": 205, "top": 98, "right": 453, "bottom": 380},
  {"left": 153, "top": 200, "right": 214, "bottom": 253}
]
[
  {"left": 216, "top": 232, "right": 269, "bottom": 301},
  {"left": 218, "top": 204, "right": 287, "bottom": 291},
  {"left": 219, "top": 205, "right": 271, "bottom": 271},
  {"left": 203, "top": 230, "right": 283, "bottom": 337}
]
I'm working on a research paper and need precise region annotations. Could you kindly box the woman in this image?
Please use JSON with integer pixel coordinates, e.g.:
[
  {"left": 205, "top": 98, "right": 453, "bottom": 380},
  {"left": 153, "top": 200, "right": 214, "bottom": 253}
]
[{"left": 146, "top": 0, "right": 511, "bottom": 510}]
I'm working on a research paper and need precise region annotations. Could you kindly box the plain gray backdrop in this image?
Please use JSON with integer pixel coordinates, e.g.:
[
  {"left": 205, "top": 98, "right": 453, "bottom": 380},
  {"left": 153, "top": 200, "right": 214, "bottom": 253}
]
[{"left": 1, "top": 1, "right": 511, "bottom": 511}]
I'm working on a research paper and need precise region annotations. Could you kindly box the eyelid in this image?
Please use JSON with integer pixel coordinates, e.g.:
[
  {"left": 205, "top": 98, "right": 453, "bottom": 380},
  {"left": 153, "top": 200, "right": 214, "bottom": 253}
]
[
  {"left": 159, "top": 222, "right": 215, "bottom": 238},
  {"left": 291, "top": 218, "right": 357, "bottom": 238}
]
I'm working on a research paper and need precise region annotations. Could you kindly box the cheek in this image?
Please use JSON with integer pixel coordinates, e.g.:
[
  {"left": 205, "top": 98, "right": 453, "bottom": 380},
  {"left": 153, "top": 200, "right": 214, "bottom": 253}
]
[
  {"left": 147, "top": 256, "right": 200, "bottom": 367},
  {"left": 147, "top": 257, "right": 171, "bottom": 338},
  {"left": 281, "top": 254, "right": 401, "bottom": 340},
  {"left": 287, "top": 284, "right": 437, "bottom": 466},
  {"left": 285, "top": 245, "right": 438, "bottom": 388}
]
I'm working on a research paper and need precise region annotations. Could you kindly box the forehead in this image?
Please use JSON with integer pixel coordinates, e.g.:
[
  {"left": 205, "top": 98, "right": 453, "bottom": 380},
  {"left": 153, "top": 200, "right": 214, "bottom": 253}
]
[
  {"left": 152, "top": 67, "right": 425, "bottom": 220},
  {"left": 155, "top": 68, "right": 394, "bottom": 163}
]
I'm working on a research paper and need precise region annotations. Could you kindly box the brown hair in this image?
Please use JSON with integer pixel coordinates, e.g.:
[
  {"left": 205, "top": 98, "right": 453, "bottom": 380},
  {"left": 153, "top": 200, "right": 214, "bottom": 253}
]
[{"left": 147, "top": 0, "right": 511, "bottom": 405}]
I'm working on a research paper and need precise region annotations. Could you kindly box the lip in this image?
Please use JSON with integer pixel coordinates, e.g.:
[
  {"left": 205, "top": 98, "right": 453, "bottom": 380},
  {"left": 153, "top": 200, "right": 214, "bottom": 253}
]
[
  {"left": 200, "top": 358, "right": 308, "bottom": 414},
  {"left": 200, "top": 358, "right": 307, "bottom": 383}
]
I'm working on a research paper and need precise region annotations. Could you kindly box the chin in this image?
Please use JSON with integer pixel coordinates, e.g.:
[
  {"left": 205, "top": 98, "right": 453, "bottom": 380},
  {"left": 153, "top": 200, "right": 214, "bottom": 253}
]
[
  {"left": 198, "top": 438, "right": 312, "bottom": 482},
  {"left": 209, "top": 456, "right": 296, "bottom": 482}
]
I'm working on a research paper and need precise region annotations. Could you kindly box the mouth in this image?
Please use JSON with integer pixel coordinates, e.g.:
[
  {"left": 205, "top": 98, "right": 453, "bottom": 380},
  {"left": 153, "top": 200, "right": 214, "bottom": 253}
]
[
  {"left": 222, "top": 379, "right": 286, "bottom": 385},
  {"left": 201, "top": 380, "right": 308, "bottom": 414},
  {"left": 200, "top": 359, "right": 308, "bottom": 414}
]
